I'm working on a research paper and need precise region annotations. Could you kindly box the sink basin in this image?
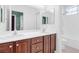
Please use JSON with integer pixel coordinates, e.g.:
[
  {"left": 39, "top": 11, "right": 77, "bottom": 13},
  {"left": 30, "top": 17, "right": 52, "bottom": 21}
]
[
  {"left": 0, "top": 33, "right": 25, "bottom": 40},
  {"left": 0, "top": 31, "right": 53, "bottom": 40},
  {"left": 0, "top": 37, "right": 5, "bottom": 39}
]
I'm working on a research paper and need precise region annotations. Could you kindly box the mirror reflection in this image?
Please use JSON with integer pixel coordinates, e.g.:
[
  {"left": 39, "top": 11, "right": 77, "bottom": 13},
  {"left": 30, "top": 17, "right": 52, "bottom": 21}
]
[
  {"left": 0, "top": 5, "right": 55, "bottom": 32},
  {"left": 0, "top": 7, "right": 3, "bottom": 22},
  {"left": 11, "top": 11, "right": 23, "bottom": 31}
]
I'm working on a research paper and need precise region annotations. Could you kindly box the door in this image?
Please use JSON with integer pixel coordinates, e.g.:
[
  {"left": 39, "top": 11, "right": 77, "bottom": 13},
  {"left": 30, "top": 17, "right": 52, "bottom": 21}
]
[
  {"left": 44, "top": 35, "right": 51, "bottom": 53},
  {"left": 50, "top": 34, "right": 56, "bottom": 53},
  {"left": 11, "top": 15, "right": 15, "bottom": 31},
  {"left": 15, "top": 40, "right": 30, "bottom": 53},
  {"left": 0, "top": 42, "right": 13, "bottom": 53}
]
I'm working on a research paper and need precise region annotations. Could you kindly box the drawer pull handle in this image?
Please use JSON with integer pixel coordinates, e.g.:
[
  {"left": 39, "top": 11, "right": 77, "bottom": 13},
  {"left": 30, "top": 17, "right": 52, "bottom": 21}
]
[
  {"left": 16, "top": 44, "right": 19, "bottom": 46},
  {"left": 9, "top": 45, "right": 12, "bottom": 48}
]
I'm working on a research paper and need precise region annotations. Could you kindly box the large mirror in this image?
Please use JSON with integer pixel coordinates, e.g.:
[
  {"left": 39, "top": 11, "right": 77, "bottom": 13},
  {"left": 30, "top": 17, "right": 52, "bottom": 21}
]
[{"left": 0, "top": 5, "right": 55, "bottom": 32}]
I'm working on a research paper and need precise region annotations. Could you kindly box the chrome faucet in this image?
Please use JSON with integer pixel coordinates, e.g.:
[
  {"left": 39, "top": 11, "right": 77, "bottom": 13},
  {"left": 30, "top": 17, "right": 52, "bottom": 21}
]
[
  {"left": 42, "top": 25, "right": 47, "bottom": 32},
  {"left": 13, "top": 30, "right": 17, "bottom": 35}
]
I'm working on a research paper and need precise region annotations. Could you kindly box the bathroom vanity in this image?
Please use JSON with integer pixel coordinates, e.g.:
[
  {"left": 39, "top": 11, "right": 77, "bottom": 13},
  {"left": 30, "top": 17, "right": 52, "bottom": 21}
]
[
  {"left": 0, "top": 32, "right": 56, "bottom": 53},
  {"left": 0, "top": 5, "right": 56, "bottom": 53}
]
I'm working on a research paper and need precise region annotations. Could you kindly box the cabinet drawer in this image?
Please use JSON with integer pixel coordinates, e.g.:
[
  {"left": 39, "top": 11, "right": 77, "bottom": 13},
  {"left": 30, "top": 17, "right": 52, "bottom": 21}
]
[
  {"left": 32, "top": 37, "right": 43, "bottom": 44},
  {"left": 31, "top": 43, "right": 43, "bottom": 53}
]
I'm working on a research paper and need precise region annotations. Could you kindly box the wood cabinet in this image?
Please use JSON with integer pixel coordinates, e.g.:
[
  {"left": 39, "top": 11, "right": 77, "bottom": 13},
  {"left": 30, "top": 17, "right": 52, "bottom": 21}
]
[
  {"left": 43, "top": 35, "right": 51, "bottom": 53},
  {"left": 0, "top": 34, "right": 56, "bottom": 53},
  {"left": 15, "top": 40, "right": 30, "bottom": 53},
  {"left": 31, "top": 43, "right": 43, "bottom": 53},
  {"left": 0, "top": 42, "right": 13, "bottom": 53},
  {"left": 31, "top": 36, "right": 43, "bottom": 53},
  {"left": 31, "top": 37, "right": 43, "bottom": 44},
  {"left": 50, "top": 34, "right": 56, "bottom": 53}
]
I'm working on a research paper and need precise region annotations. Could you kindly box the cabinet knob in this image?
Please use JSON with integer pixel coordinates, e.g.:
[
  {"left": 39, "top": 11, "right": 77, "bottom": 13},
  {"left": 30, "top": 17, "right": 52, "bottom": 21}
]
[
  {"left": 9, "top": 45, "right": 13, "bottom": 48},
  {"left": 16, "top": 44, "right": 19, "bottom": 46},
  {"left": 36, "top": 40, "right": 39, "bottom": 42},
  {"left": 36, "top": 46, "right": 39, "bottom": 50}
]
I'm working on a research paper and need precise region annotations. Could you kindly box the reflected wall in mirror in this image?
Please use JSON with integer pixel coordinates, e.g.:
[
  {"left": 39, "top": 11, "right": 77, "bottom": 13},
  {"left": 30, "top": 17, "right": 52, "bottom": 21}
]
[
  {"left": 0, "top": 6, "right": 7, "bottom": 32},
  {"left": 0, "top": 7, "right": 3, "bottom": 22}
]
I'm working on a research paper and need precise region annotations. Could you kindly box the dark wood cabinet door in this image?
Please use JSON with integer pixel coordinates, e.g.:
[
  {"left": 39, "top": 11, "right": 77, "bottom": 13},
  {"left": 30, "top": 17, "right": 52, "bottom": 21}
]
[
  {"left": 0, "top": 42, "right": 13, "bottom": 53},
  {"left": 50, "top": 34, "right": 56, "bottom": 53},
  {"left": 15, "top": 40, "right": 30, "bottom": 53},
  {"left": 44, "top": 35, "right": 51, "bottom": 53}
]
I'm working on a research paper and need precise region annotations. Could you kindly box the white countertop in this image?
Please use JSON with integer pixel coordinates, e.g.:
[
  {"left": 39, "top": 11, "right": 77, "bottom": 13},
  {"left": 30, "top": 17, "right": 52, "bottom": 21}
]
[{"left": 0, "top": 31, "right": 56, "bottom": 44}]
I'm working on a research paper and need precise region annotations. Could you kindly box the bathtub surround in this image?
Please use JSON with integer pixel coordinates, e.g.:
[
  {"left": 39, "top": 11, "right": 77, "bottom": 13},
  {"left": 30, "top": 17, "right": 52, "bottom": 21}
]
[{"left": 61, "top": 5, "right": 79, "bottom": 52}]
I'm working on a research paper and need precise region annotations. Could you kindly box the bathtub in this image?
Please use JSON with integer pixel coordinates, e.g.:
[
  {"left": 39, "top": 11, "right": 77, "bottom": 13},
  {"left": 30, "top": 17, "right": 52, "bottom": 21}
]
[{"left": 62, "top": 34, "right": 79, "bottom": 49}]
